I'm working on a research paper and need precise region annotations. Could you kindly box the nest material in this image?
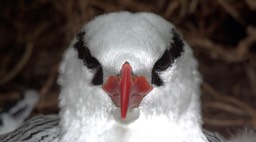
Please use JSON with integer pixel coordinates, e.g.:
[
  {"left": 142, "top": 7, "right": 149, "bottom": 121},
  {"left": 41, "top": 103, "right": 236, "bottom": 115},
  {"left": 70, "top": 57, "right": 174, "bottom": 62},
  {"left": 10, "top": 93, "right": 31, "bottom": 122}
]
[{"left": 0, "top": 0, "right": 256, "bottom": 137}]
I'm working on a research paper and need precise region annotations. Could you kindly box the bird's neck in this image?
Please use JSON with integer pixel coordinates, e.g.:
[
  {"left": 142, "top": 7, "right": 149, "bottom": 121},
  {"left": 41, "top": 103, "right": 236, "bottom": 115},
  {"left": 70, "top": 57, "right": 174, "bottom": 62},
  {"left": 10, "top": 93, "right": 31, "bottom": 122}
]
[{"left": 58, "top": 105, "right": 207, "bottom": 142}]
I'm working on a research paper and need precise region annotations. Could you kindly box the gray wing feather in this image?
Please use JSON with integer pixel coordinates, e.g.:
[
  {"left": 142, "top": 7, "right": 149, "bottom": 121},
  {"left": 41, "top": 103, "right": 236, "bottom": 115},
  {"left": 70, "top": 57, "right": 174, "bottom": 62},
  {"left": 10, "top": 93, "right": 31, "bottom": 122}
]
[
  {"left": 0, "top": 115, "right": 60, "bottom": 142},
  {"left": 203, "top": 129, "right": 225, "bottom": 142}
]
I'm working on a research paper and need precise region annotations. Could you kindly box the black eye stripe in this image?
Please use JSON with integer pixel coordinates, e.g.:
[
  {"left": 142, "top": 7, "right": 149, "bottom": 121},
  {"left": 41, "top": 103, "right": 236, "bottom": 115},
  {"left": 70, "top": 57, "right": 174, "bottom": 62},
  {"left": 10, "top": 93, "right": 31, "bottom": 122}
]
[
  {"left": 74, "top": 31, "right": 101, "bottom": 70},
  {"left": 91, "top": 67, "right": 103, "bottom": 85},
  {"left": 73, "top": 31, "right": 103, "bottom": 85},
  {"left": 73, "top": 29, "right": 183, "bottom": 87},
  {"left": 170, "top": 29, "right": 184, "bottom": 61},
  {"left": 151, "top": 29, "right": 184, "bottom": 86},
  {"left": 74, "top": 31, "right": 86, "bottom": 60},
  {"left": 151, "top": 71, "right": 164, "bottom": 86}
]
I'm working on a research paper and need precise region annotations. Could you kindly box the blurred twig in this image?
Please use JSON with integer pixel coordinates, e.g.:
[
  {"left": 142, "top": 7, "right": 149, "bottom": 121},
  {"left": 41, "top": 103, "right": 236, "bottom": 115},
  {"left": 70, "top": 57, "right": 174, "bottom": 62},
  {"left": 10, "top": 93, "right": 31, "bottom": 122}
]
[
  {"left": 202, "top": 82, "right": 256, "bottom": 128},
  {"left": 0, "top": 43, "right": 33, "bottom": 85},
  {"left": 245, "top": 0, "right": 256, "bottom": 10},
  {"left": 246, "top": 65, "right": 256, "bottom": 98},
  {"left": 204, "top": 118, "right": 251, "bottom": 127},
  {"left": 185, "top": 26, "right": 256, "bottom": 63},
  {"left": 203, "top": 101, "right": 247, "bottom": 116},
  {"left": 36, "top": 65, "right": 59, "bottom": 113},
  {"left": 217, "top": 0, "right": 244, "bottom": 25}
]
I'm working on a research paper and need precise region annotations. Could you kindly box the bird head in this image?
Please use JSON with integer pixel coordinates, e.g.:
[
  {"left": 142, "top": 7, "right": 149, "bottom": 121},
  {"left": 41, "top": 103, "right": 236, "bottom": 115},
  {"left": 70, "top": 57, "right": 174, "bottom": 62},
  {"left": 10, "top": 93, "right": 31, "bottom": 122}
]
[{"left": 58, "top": 11, "right": 203, "bottom": 142}]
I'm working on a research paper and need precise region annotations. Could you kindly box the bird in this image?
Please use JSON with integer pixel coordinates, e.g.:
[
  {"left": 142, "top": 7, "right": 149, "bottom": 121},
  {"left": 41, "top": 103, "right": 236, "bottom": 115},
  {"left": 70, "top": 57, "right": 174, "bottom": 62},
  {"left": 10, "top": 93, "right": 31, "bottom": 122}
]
[
  {"left": 57, "top": 11, "right": 207, "bottom": 142},
  {"left": 0, "top": 11, "right": 254, "bottom": 142}
]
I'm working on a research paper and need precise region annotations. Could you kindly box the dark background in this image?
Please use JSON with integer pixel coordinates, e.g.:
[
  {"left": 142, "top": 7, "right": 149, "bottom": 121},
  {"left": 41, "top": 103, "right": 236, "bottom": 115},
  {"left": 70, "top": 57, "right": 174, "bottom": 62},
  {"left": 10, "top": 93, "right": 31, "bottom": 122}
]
[{"left": 0, "top": 0, "right": 256, "bottom": 138}]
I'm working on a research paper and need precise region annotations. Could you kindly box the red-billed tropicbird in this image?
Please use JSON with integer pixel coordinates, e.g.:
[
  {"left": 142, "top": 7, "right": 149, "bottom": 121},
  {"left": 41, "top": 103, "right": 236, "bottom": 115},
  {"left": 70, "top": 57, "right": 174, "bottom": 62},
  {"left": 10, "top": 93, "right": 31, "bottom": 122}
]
[
  {"left": 57, "top": 11, "right": 207, "bottom": 142},
  {"left": 0, "top": 11, "right": 254, "bottom": 142}
]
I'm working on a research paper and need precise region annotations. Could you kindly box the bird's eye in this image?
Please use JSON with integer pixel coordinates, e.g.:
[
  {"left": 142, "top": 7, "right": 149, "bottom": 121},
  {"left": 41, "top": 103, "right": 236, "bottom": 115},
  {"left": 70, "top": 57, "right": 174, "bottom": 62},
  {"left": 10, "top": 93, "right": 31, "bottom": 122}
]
[
  {"left": 151, "top": 28, "right": 184, "bottom": 86},
  {"left": 153, "top": 49, "right": 172, "bottom": 72},
  {"left": 73, "top": 31, "right": 103, "bottom": 85}
]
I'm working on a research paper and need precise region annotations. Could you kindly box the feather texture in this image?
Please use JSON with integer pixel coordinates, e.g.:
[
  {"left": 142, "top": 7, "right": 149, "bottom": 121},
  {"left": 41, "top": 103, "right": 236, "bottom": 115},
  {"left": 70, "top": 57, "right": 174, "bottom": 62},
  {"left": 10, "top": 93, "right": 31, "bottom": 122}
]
[
  {"left": 58, "top": 11, "right": 205, "bottom": 142},
  {"left": 0, "top": 115, "right": 226, "bottom": 142}
]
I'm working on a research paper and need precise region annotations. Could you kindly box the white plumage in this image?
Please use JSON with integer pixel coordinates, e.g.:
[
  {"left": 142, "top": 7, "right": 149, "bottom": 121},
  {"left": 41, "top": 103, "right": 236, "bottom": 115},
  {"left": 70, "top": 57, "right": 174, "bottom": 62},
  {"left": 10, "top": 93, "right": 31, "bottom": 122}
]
[
  {"left": 0, "top": 11, "right": 254, "bottom": 142},
  {"left": 58, "top": 11, "right": 205, "bottom": 142}
]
